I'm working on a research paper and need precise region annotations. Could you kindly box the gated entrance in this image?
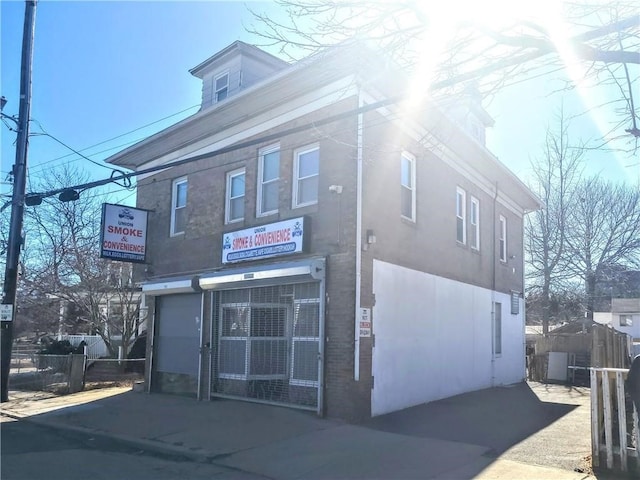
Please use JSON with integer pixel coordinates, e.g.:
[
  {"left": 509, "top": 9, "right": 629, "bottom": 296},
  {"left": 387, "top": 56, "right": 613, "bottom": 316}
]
[{"left": 210, "top": 281, "right": 322, "bottom": 410}]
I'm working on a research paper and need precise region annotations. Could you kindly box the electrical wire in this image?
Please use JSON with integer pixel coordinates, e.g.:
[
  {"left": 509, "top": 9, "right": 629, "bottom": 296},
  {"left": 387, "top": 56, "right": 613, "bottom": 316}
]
[
  {"left": 24, "top": 96, "right": 414, "bottom": 202},
  {"left": 24, "top": 104, "right": 200, "bottom": 174}
]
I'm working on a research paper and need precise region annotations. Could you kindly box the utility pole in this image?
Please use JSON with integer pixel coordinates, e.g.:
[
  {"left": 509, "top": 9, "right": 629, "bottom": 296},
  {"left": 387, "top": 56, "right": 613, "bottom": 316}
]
[{"left": 1, "top": 0, "right": 37, "bottom": 403}]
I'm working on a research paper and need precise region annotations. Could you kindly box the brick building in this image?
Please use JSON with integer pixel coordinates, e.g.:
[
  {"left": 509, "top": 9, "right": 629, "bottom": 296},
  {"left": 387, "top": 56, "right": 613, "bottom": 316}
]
[{"left": 106, "top": 41, "right": 540, "bottom": 420}]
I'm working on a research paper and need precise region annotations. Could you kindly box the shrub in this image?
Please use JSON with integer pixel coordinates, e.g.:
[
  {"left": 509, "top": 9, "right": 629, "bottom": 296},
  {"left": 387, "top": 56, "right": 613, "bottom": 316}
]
[{"left": 39, "top": 338, "right": 74, "bottom": 355}]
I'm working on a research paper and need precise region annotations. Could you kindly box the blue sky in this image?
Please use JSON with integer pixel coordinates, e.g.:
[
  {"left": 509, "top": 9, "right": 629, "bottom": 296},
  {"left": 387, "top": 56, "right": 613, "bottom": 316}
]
[{"left": 1, "top": 1, "right": 637, "bottom": 208}]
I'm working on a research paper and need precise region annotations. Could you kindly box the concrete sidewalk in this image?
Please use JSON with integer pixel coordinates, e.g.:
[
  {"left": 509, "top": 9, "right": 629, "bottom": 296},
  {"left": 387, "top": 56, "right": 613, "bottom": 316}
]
[{"left": 1, "top": 385, "right": 596, "bottom": 479}]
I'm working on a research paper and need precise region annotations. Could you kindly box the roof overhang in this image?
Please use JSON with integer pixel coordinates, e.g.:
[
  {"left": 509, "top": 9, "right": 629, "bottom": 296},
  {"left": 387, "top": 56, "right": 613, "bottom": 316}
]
[
  {"left": 199, "top": 258, "right": 325, "bottom": 290},
  {"left": 141, "top": 275, "right": 202, "bottom": 296}
]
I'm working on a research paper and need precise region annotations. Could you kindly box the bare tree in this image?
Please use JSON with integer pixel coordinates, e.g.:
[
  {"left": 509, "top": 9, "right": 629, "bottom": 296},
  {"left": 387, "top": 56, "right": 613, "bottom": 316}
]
[
  {"left": 23, "top": 166, "right": 141, "bottom": 356},
  {"left": 525, "top": 110, "right": 584, "bottom": 333},
  {"left": 248, "top": 1, "right": 639, "bottom": 151},
  {"left": 564, "top": 177, "right": 640, "bottom": 318}
]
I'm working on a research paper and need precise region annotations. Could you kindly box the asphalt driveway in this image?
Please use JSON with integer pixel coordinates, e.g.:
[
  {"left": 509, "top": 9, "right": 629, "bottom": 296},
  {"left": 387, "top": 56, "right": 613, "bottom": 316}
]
[{"left": 363, "top": 381, "right": 591, "bottom": 472}]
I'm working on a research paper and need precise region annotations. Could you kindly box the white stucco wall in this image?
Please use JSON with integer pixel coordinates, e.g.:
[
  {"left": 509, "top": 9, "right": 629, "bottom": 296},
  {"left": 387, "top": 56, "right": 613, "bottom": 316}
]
[
  {"left": 594, "top": 312, "right": 640, "bottom": 340},
  {"left": 593, "top": 312, "right": 613, "bottom": 325},
  {"left": 371, "top": 259, "right": 525, "bottom": 416}
]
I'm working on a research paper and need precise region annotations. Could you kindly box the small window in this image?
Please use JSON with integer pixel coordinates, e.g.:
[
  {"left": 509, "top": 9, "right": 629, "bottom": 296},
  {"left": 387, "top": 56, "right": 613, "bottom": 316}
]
[
  {"left": 456, "top": 187, "right": 466, "bottom": 244},
  {"left": 215, "top": 72, "right": 229, "bottom": 102},
  {"left": 620, "top": 315, "right": 633, "bottom": 327},
  {"left": 226, "top": 168, "right": 245, "bottom": 223},
  {"left": 493, "top": 302, "right": 502, "bottom": 356},
  {"left": 170, "top": 177, "right": 187, "bottom": 236},
  {"left": 470, "top": 196, "right": 480, "bottom": 250},
  {"left": 257, "top": 145, "right": 280, "bottom": 216},
  {"left": 293, "top": 145, "right": 319, "bottom": 208},
  {"left": 499, "top": 215, "right": 507, "bottom": 262},
  {"left": 401, "top": 152, "right": 416, "bottom": 221}
]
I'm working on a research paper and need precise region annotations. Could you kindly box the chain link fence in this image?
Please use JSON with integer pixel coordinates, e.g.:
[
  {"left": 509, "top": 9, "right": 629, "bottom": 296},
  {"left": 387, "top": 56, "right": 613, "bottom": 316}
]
[{"left": 9, "top": 354, "right": 86, "bottom": 394}]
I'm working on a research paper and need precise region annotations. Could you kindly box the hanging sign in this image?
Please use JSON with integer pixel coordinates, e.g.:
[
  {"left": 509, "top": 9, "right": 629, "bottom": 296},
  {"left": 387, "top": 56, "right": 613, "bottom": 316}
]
[
  {"left": 100, "top": 203, "right": 149, "bottom": 263},
  {"left": 222, "top": 217, "right": 306, "bottom": 264}
]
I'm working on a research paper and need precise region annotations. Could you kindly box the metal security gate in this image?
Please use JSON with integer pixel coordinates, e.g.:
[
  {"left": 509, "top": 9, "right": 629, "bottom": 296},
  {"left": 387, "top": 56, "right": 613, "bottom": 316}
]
[{"left": 210, "top": 282, "right": 322, "bottom": 410}]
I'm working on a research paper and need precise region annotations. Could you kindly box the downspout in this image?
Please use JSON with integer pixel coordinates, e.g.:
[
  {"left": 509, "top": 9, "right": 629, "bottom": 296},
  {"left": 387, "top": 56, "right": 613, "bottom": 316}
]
[
  {"left": 521, "top": 215, "right": 527, "bottom": 381},
  {"left": 491, "top": 183, "right": 498, "bottom": 387},
  {"left": 354, "top": 88, "right": 364, "bottom": 381}
]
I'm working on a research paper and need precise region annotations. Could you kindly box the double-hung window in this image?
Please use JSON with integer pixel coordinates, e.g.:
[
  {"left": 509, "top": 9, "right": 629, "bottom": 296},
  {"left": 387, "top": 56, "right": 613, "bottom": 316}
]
[
  {"left": 257, "top": 145, "right": 280, "bottom": 216},
  {"left": 499, "top": 215, "right": 507, "bottom": 262},
  {"left": 170, "top": 177, "right": 187, "bottom": 236},
  {"left": 456, "top": 187, "right": 466, "bottom": 244},
  {"left": 293, "top": 144, "right": 319, "bottom": 208},
  {"left": 401, "top": 152, "right": 416, "bottom": 221},
  {"left": 215, "top": 72, "right": 229, "bottom": 103},
  {"left": 470, "top": 196, "right": 480, "bottom": 250},
  {"left": 226, "top": 168, "right": 245, "bottom": 223}
]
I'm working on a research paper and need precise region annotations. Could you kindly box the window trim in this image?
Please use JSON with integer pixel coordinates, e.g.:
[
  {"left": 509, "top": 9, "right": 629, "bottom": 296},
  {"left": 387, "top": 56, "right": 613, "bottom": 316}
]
[
  {"left": 257, "top": 144, "right": 280, "bottom": 217},
  {"left": 499, "top": 214, "right": 507, "bottom": 262},
  {"left": 456, "top": 187, "right": 466, "bottom": 244},
  {"left": 170, "top": 177, "right": 187, "bottom": 237},
  {"left": 292, "top": 144, "right": 320, "bottom": 208},
  {"left": 214, "top": 71, "right": 229, "bottom": 103},
  {"left": 225, "top": 168, "right": 246, "bottom": 224},
  {"left": 470, "top": 196, "right": 480, "bottom": 250},
  {"left": 400, "top": 151, "right": 416, "bottom": 222}
]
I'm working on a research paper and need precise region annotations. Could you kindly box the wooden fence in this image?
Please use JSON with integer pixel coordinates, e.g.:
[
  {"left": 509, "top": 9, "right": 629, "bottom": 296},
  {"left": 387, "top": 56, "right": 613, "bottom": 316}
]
[
  {"left": 591, "top": 327, "right": 630, "bottom": 369},
  {"left": 591, "top": 368, "right": 639, "bottom": 474}
]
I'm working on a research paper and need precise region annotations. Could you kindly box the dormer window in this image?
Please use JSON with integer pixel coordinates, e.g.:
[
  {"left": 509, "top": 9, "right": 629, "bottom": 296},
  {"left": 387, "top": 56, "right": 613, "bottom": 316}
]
[{"left": 215, "top": 72, "right": 229, "bottom": 102}]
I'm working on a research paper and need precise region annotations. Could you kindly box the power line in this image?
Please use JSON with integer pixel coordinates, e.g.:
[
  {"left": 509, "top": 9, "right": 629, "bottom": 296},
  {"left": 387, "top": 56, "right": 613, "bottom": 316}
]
[
  {"left": 30, "top": 119, "right": 125, "bottom": 174},
  {"left": 25, "top": 95, "right": 412, "bottom": 203},
  {"left": 25, "top": 104, "right": 199, "bottom": 173}
]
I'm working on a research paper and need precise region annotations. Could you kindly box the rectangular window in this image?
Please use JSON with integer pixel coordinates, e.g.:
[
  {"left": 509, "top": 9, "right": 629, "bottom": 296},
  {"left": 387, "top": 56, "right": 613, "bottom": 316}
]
[
  {"left": 226, "top": 168, "right": 245, "bottom": 223},
  {"left": 170, "top": 177, "right": 187, "bottom": 236},
  {"left": 470, "top": 196, "right": 480, "bottom": 250},
  {"left": 215, "top": 72, "right": 229, "bottom": 102},
  {"left": 401, "top": 152, "right": 416, "bottom": 221},
  {"left": 456, "top": 187, "right": 466, "bottom": 244},
  {"left": 257, "top": 145, "right": 280, "bottom": 216},
  {"left": 493, "top": 302, "right": 502, "bottom": 356},
  {"left": 293, "top": 144, "right": 319, "bottom": 208},
  {"left": 499, "top": 215, "right": 507, "bottom": 262},
  {"left": 620, "top": 314, "right": 633, "bottom": 327}
]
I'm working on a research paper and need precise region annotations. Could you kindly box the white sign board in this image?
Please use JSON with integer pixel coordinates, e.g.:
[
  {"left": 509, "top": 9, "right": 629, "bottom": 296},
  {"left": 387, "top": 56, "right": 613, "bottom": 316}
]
[
  {"left": 0, "top": 304, "right": 13, "bottom": 322},
  {"left": 222, "top": 217, "right": 306, "bottom": 264},
  {"left": 100, "top": 203, "right": 149, "bottom": 263},
  {"left": 359, "top": 308, "right": 371, "bottom": 337}
]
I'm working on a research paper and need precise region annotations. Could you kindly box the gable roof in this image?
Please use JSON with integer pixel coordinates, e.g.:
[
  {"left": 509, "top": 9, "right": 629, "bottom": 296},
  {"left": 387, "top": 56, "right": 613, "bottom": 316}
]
[{"left": 188, "top": 40, "right": 289, "bottom": 79}]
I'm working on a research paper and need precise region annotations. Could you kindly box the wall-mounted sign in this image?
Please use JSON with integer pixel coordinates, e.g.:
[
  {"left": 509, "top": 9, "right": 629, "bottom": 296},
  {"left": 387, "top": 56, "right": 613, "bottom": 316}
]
[
  {"left": 100, "top": 203, "right": 149, "bottom": 263},
  {"left": 222, "top": 217, "right": 306, "bottom": 264},
  {"left": 511, "top": 291, "right": 520, "bottom": 315},
  {"left": 359, "top": 308, "right": 371, "bottom": 337},
  {"left": 0, "top": 304, "right": 13, "bottom": 322}
]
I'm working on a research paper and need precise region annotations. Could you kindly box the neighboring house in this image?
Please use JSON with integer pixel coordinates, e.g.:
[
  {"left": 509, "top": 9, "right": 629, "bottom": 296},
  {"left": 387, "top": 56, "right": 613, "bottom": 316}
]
[
  {"left": 105, "top": 41, "right": 540, "bottom": 420},
  {"left": 595, "top": 298, "right": 640, "bottom": 341},
  {"left": 51, "top": 289, "right": 145, "bottom": 354}
]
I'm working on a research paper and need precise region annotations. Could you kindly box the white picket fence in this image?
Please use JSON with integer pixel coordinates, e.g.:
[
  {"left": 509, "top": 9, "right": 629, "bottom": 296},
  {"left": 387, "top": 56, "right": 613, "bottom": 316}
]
[
  {"left": 591, "top": 368, "right": 640, "bottom": 474},
  {"left": 59, "top": 334, "right": 108, "bottom": 361}
]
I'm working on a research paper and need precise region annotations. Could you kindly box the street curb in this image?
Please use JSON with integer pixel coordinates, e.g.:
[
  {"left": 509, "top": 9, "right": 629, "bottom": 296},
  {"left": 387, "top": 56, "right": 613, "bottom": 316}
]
[{"left": 5, "top": 412, "right": 212, "bottom": 463}]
